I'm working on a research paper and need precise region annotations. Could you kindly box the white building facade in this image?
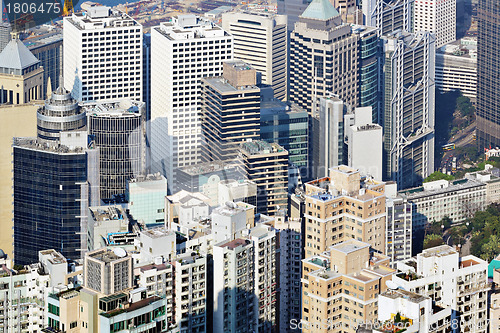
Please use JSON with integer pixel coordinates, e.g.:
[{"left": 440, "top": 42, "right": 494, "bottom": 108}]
[{"left": 413, "top": 0, "right": 456, "bottom": 48}]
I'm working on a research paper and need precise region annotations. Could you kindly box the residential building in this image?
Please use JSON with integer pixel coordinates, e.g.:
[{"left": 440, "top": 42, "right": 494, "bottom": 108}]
[
  {"left": 201, "top": 60, "right": 261, "bottom": 162},
  {"left": 413, "top": 0, "right": 456, "bottom": 48},
  {"left": 84, "top": 100, "right": 146, "bottom": 200},
  {"left": 0, "top": 37, "right": 44, "bottom": 105},
  {"left": 399, "top": 178, "right": 486, "bottom": 232},
  {"left": 289, "top": 0, "right": 360, "bottom": 115},
  {"left": 150, "top": 15, "right": 233, "bottom": 191},
  {"left": 303, "top": 165, "right": 387, "bottom": 257},
  {"left": 217, "top": 179, "right": 258, "bottom": 207},
  {"left": 0, "top": 103, "right": 37, "bottom": 259},
  {"left": 378, "top": 289, "right": 452, "bottom": 333},
  {"left": 63, "top": 6, "right": 143, "bottom": 102},
  {"left": 385, "top": 195, "right": 412, "bottom": 264},
  {"left": 490, "top": 259, "right": 500, "bottom": 332},
  {"left": 345, "top": 106, "right": 383, "bottom": 180},
  {"left": 25, "top": 30, "right": 63, "bottom": 98},
  {"left": 301, "top": 240, "right": 396, "bottom": 333},
  {"left": 238, "top": 140, "right": 289, "bottom": 215},
  {"left": 476, "top": 0, "right": 500, "bottom": 148},
  {"left": 362, "top": 0, "right": 414, "bottom": 36},
  {"left": 393, "top": 245, "right": 489, "bottom": 332},
  {"left": 260, "top": 99, "right": 309, "bottom": 183},
  {"left": 222, "top": 11, "right": 288, "bottom": 101},
  {"left": 436, "top": 41, "right": 477, "bottom": 101},
  {"left": 126, "top": 173, "right": 168, "bottom": 227},
  {"left": 380, "top": 31, "right": 435, "bottom": 189}
]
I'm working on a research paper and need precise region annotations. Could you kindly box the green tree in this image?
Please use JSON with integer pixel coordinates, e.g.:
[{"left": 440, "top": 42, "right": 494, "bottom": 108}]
[
  {"left": 424, "top": 234, "right": 445, "bottom": 249},
  {"left": 480, "top": 235, "right": 500, "bottom": 261},
  {"left": 424, "top": 171, "right": 454, "bottom": 183}
]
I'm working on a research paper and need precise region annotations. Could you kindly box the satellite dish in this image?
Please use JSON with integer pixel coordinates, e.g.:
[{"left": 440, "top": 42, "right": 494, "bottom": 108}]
[
  {"left": 113, "top": 248, "right": 127, "bottom": 258},
  {"left": 386, "top": 280, "right": 399, "bottom": 290}
]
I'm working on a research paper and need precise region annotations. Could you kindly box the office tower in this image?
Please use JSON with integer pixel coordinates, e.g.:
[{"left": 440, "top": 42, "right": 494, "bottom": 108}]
[
  {"left": 476, "top": 0, "right": 500, "bottom": 148},
  {"left": 87, "top": 206, "right": 129, "bottom": 250},
  {"left": 344, "top": 106, "right": 383, "bottom": 180},
  {"left": 0, "top": 22, "right": 11, "bottom": 52},
  {"left": 84, "top": 248, "right": 133, "bottom": 295},
  {"left": 13, "top": 137, "right": 91, "bottom": 264},
  {"left": 213, "top": 238, "right": 256, "bottom": 332},
  {"left": 25, "top": 30, "right": 63, "bottom": 98},
  {"left": 436, "top": 40, "right": 477, "bottom": 101},
  {"left": 274, "top": 218, "right": 302, "bottom": 333},
  {"left": 354, "top": 25, "right": 379, "bottom": 122},
  {"left": 172, "top": 253, "right": 207, "bottom": 332},
  {"left": 362, "top": 0, "right": 414, "bottom": 36},
  {"left": 0, "top": 104, "right": 37, "bottom": 259},
  {"left": 201, "top": 61, "right": 261, "bottom": 162},
  {"left": 301, "top": 240, "right": 395, "bottom": 333},
  {"left": 303, "top": 165, "right": 387, "bottom": 257},
  {"left": 143, "top": 33, "right": 151, "bottom": 120},
  {"left": 380, "top": 31, "right": 435, "bottom": 189},
  {"left": 63, "top": 6, "right": 143, "bottom": 102},
  {"left": 126, "top": 173, "right": 167, "bottom": 227},
  {"left": 414, "top": 0, "right": 456, "bottom": 48},
  {"left": 378, "top": 289, "right": 452, "bottom": 332},
  {"left": 0, "top": 37, "right": 44, "bottom": 104},
  {"left": 393, "top": 245, "right": 489, "bottom": 331},
  {"left": 176, "top": 160, "right": 242, "bottom": 205},
  {"left": 150, "top": 15, "right": 233, "bottom": 191},
  {"left": 37, "top": 85, "right": 86, "bottom": 141},
  {"left": 239, "top": 140, "right": 289, "bottom": 215},
  {"left": 311, "top": 96, "right": 347, "bottom": 179},
  {"left": 290, "top": 0, "right": 360, "bottom": 114},
  {"left": 385, "top": 194, "right": 412, "bottom": 263},
  {"left": 85, "top": 100, "right": 146, "bottom": 200},
  {"left": 222, "top": 11, "right": 288, "bottom": 101},
  {"left": 260, "top": 100, "right": 309, "bottom": 182}
]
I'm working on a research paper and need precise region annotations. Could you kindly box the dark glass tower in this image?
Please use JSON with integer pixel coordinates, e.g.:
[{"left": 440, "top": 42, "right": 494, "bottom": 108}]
[
  {"left": 13, "top": 139, "right": 89, "bottom": 265},
  {"left": 476, "top": 0, "right": 500, "bottom": 148}
]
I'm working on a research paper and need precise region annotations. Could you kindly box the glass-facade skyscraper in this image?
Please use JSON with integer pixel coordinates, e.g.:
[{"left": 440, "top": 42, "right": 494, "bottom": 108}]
[{"left": 476, "top": 0, "right": 500, "bottom": 149}]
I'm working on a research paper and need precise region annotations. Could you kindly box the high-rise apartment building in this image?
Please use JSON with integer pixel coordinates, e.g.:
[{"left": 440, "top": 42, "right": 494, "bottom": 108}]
[
  {"left": 362, "top": 0, "right": 414, "bottom": 36},
  {"left": 238, "top": 140, "right": 289, "bottom": 215},
  {"left": 303, "top": 165, "right": 387, "bottom": 258},
  {"left": 201, "top": 61, "right": 261, "bottom": 162},
  {"left": 290, "top": 0, "right": 360, "bottom": 114},
  {"left": 301, "top": 240, "right": 395, "bottom": 333},
  {"left": 414, "top": 0, "right": 456, "bottom": 48},
  {"left": 63, "top": 6, "right": 143, "bottom": 102},
  {"left": 385, "top": 194, "right": 412, "bottom": 263},
  {"left": 0, "top": 37, "right": 44, "bottom": 105},
  {"left": 150, "top": 15, "right": 233, "bottom": 191},
  {"left": 84, "top": 100, "right": 146, "bottom": 200},
  {"left": 222, "top": 11, "right": 288, "bottom": 101},
  {"left": 84, "top": 248, "right": 133, "bottom": 295},
  {"left": 476, "top": 0, "right": 500, "bottom": 148},
  {"left": 127, "top": 173, "right": 168, "bottom": 227},
  {"left": 380, "top": 31, "right": 435, "bottom": 189}
]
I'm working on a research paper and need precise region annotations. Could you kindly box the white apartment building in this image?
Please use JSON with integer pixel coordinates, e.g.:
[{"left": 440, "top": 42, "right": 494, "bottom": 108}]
[
  {"left": 399, "top": 178, "right": 486, "bottom": 231},
  {"left": 150, "top": 15, "right": 233, "bottom": 190},
  {"left": 386, "top": 195, "right": 413, "bottom": 264},
  {"left": 414, "top": 0, "right": 456, "bottom": 48},
  {"left": 393, "top": 245, "right": 489, "bottom": 332},
  {"left": 222, "top": 11, "right": 287, "bottom": 101},
  {"left": 63, "top": 6, "right": 143, "bottom": 102},
  {"left": 172, "top": 253, "right": 207, "bottom": 333},
  {"left": 378, "top": 289, "right": 452, "bottom": 333}
]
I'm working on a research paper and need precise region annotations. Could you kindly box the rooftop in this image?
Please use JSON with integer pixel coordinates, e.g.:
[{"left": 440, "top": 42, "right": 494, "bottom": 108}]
[
  {"left": 129, "top": 173, "right": 165, "bottom": 183},
  {"left": 421, "top": 245, "right": 457, "bottom": 258},
  {"left": 82, "top": 100, "right": 144, "bottom": 117},
  {"left": 141, "top": 227, "right": 175, "bottom": 239},
  {"left": 156, "top": 15, "right": 227, "bottom": 41},
  {"left": 14, "top": 137, "right": 87, "bottom": 154},
  {"left": 399, "top": 178, "right": 484, "bottom": 199},
  {"left": 179, "top": 160, "right": 235, "bottom": 176},
  {"left": 300, "top": 0, "right": 340, "bottom": 21},
  {"left": 218, "top": 238, "right": 250, "bottom": 250},
  {"left": 331, "top": 240, "right": 370, "bottom": 254},
  {"left": 381, "top": 289, "right": 429, "bottom": 303},
  {"left": 87, "top": 248, "right": 128, "bottom": 263},
  {"left": 204, "top": 76, "right": 259, "bottom": 93},
  {"left": 39, "top": 249, "right": 67, "bottom": 265},
  {"left": 89, "top": 206, "right": 125, "bottom": 222},
  {"left": 0, "top": 38, "right": 39, "bottom": 71},
  {"left": 240, "top": 140, "right": 286, "bottom": 155}
]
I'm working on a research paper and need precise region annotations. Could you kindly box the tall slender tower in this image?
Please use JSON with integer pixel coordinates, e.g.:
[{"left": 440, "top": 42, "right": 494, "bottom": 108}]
[{"left": 476, "top": 0, "right": 500, "bottom": 149}]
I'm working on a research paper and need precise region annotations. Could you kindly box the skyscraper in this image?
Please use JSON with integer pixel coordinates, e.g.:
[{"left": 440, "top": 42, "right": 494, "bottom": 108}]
[
  {"left": 84, "top": 100, "right": 146, "bottom": 200},
  {"left": 150, "top": 15, "right": 233, "bottom": 191},
  {"left": 414, "top": 0, "right": 456, "bottom": 48},
  {"left": 0, "top": 22, "right": 11, "bottom": 52},
  {"left": 362, "top": 0, "right": 414, "bottom": 36},
  {"left": 380, "top": 31, "right": 435, "bottom": 189},
  {"left": 277, "top": 0, "right": 312, "bottom": 30},
  {"left": 222, "top": 11, "right": 288, "bottom": 101},
  {"left": 476, "top": 0, "right": 500, "bottom": 148},
  {"left": 201, "top": 61, "right": 261, "bottom": 162},
  {"left": 289, "top": 0, "right": 360, "bottom": 115},
  {"left": 63, "top": 6, "right": 143, "bottom": 102}
]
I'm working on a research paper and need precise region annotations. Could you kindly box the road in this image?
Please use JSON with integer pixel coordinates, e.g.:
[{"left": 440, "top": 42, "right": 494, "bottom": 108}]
[{"left": 439, "top": 122, "right": 476, "bottom": 172}]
